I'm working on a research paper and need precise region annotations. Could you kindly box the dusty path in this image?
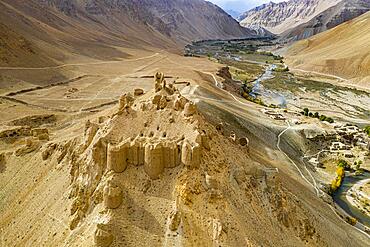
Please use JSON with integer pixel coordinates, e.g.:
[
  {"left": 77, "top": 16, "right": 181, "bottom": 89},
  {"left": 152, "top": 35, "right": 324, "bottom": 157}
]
[
  {"left": 276, "top": 122, "right": 320, "bottom": 196},
  {"left": 200, "top": 70, "right": 319, "bottom": 193},
  {"left": 203, "top": 70, "right": 370, "bottom": 238}
]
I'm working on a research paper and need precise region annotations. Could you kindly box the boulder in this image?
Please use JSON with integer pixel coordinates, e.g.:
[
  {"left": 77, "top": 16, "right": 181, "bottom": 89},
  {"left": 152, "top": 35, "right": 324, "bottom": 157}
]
[
  {"left": 169, "top": 210, "right": 182, "bottom": 231},
  {"left": 184, "top": 102, "right": 197, "bottom": 117},
  {"left": 94, "top": 228, "right": 114, "bottom": 247},
  {"left": 165, "top": 84, "right": 175, "bottom": 95},
  {"left": 134, "top": 88, "right": 144, "bottom": 96},
  {"left": 174, "top": 96, "right": 188, "bottom": 111},
  {"left": 119, "top": 93, "right": 134, "bottom": 110},
  {"left": 216, "top": 123, "right": 224, "bottom": 135},
  {"left": 238, "top": 137, "right": 249, "bottom": 147},
  {"left": 229, "top": 132, "right": 236, "bottom": 142},
  {"left": 159, "top": 96, "right": 168, "bottom": 110},
  {"left": 144, "top": 143, "right": 164, "bottom": 179},
  {"left": 154, "top": 72, "right": 165, "bottom": 92},
  {"left": 103, "top": 183, "right": 123, "bottom": 209},
  {"left": 152, "top": 95, "right": 162, "bottom": 106}
]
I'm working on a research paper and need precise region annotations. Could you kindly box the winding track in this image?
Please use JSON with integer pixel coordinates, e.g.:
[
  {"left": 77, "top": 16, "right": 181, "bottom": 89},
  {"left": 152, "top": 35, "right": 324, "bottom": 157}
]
[
  {"left": 203, "top": 70, "right": 370, "bottom": 238},
  {"left": 276, "top": 122, "right": 320, "bottom": 195}
]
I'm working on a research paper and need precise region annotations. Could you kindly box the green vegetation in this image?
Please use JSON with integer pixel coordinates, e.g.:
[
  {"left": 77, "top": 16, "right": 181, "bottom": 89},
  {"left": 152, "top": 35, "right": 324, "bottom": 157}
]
[
  {"left": 338, "top": 160, "right": 350, "bottom": 170},
  {"left": 272, "top": 66, "right": 289, "bottom": 72},
  {"left": 229, "top": 66, "right": 262, "bottom": 84},
  {"left": 354, "top": 160, "right": 364, "bottom": 176},
  {"left": 346, "top": 216, "right": 358, "bottom": 226},
  {"left": 301, "top": 108, "right": 334, "bottom": 123},
  {"left": 364, "top": 126, "right": 370, "bottom": 137},
  {"left": 303, "top": 108, "right": 309, "bottom": 116},
  {"left": 242, "top": 92, "right": 267, "bottom": 106}
]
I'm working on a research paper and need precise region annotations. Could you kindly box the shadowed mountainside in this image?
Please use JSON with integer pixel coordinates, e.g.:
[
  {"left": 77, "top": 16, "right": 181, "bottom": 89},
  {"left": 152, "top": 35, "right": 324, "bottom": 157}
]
[{"left": 0, "top": 0, "right": 253, "bottom": 67}]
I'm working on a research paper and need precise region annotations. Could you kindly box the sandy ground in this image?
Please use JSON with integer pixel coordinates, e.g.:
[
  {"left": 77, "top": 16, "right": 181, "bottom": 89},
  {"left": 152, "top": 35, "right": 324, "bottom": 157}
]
[
  {"left": 1, "top": 48, "right": 369, "bottom": 246},
  {"left": 347, "top": 179, "right": 370, "bottom": 214}
]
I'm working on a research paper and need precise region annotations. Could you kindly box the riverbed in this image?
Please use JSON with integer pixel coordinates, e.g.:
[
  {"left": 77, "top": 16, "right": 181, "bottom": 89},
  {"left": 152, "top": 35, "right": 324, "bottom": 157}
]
[
  {"left": 249, "top": 64, "right": 288, "bottom": 107},
  {"left": 333, "top": 172, "right": 370, "bottom": 227}
]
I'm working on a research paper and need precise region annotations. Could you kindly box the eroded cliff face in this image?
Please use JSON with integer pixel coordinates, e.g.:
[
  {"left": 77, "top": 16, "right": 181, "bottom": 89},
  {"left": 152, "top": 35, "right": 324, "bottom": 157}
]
[
  {"left": 239, "top": 0, "right": 340, "bottom": 34},
  {"left": 32, "top": 73, "right": 325, "bottom": 246},
  {"left": 281, "top": 0, "right": 370, "bottom": 41}
]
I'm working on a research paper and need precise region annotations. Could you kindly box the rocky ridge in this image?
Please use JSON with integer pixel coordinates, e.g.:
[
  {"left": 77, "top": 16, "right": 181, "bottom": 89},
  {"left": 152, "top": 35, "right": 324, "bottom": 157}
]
[
  {"left": 281, "top": 0, "right": 370, "bottom": 41},
  {"left": 31, "top": 73, "right": 327, "bottom": 246},
  {"left": 238, "top": 0, "right": 340, "bottom": 34}
]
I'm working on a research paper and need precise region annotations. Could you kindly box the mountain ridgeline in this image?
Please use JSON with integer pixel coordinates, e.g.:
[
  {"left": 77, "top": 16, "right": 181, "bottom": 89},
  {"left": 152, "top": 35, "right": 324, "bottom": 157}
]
[
  {"left": 285, "top": 11, "right": 370, "bottom": 88},
  {"left": 0, "top": 0, "right": 252, "bottom": 66},
  {"left": 238, "top": 0, "right": 370, "bottom": 41}
]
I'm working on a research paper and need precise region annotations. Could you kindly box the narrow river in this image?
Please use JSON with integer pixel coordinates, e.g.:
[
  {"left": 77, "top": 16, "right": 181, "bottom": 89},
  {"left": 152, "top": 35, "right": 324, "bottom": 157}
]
[
  {"left": 333, "top": 172, "right": 370, "bottom": 227},
  {"left": 249, "top": 64, "right": 287, "bottom": 107}
]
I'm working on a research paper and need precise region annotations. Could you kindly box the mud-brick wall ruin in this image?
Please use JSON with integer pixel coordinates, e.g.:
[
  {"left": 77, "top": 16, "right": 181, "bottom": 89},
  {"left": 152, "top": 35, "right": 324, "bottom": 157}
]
[
  {"left": 107, "top": 137, "right": 201, "bottom": 179},
  {"left": 65, "top": 72, "right": 256, "bottom": 247},
  {"left": 68, "top": 73, "right": 209, "bottom": 244}
]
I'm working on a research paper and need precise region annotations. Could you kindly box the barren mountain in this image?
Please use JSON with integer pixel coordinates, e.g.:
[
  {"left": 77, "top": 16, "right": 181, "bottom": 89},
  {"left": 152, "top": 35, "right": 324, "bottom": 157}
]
[
  {"left": 281, "top": 0, "right": 370, "bottom": 41},
  {"left": 226, "top": 9, "right": 242, "bottom": 19},
  {"left": 238, "top": 0, "right": 340, "bottom": 34},
  {"left": 285, "top": 11, "right": 370, "bottom": 89},
  {"left": 0, "top": 0, "right": 252, "bottom": 67}
]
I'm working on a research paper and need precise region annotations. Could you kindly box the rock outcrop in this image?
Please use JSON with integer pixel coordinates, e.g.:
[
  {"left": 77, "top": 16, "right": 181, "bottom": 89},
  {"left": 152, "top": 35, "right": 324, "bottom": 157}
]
[
  {"left": 103, "top": 182, "right": 123, "bottom": 209},
  {"left": 94, "top": 226, "right": 114, "bottom": 247},
  {"left": 107, "top": 142, "right": 129, "bottom": 173},
  {"left": 169, "top": 210, "right": 182, "bottom": 231},
  {"left": 0, "top": 153, "right": 5, "bottom": 170},
  {"left": 134, "top": 88, "right": 144, "bottom": 96},
  {"left": 66, "top": 73, "right": 206, "bottom": 238}
]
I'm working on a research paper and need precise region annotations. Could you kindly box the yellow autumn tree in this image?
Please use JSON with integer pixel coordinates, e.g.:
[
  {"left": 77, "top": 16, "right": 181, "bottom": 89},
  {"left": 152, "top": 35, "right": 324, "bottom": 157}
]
[{"left": 336, "top": 167, "right": 345, "bottom": 178}]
